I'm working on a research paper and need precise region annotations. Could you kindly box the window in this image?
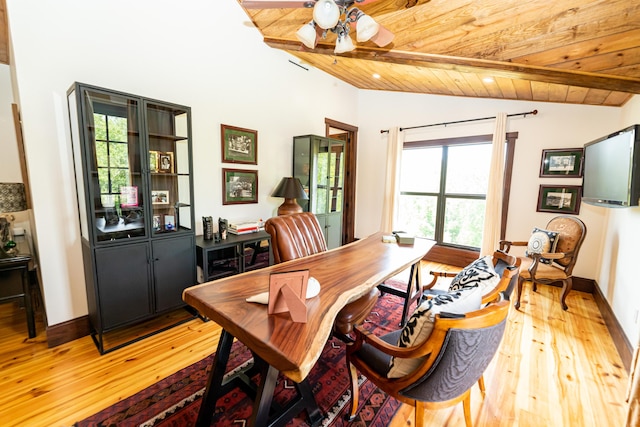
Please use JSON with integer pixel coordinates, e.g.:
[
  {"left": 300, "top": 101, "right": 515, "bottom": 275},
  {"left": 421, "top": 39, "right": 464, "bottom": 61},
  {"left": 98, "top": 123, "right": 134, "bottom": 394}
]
[
  {"left": 93, "top": 111, "right": 131, "bottom": 209},
  {"left": 396, "top": 133, "right": 517, "bottom": 250}
]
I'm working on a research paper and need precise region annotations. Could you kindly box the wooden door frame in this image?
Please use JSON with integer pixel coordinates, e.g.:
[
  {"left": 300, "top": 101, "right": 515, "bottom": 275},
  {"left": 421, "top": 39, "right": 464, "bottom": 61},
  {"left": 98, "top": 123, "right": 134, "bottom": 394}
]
[{"left": 325, "top": 118, "right": 357, "bottom": 244}]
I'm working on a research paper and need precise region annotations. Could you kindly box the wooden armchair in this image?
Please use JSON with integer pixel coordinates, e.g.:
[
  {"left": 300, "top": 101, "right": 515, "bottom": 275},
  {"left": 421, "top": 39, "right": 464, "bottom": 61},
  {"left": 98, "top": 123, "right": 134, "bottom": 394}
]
[
  {"left": 499, "top": 215, "right": 586, "bottom": 311},
  {"left": 264, "top": 212, "right": 379, "bottom": 341},
  {"left": 424, "top": 250, "right": 521, "bottom": 305},
  {"left": 346, "top": 300, "right": 510, "bottom": 427}
]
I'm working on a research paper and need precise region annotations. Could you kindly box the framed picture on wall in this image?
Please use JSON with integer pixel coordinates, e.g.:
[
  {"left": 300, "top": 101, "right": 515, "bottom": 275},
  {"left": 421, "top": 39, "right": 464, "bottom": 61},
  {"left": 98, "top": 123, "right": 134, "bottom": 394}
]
[
  {"left": 222, "top": 168, "right": 258, "bottom": 205},
  {"left": 536, "top": 185, "right": 582, "bottom": 214},
  {"left": 539, "top": 148, "right": 584, "bottom": 177},
  {"left": 221, "top": 124, "right": 257, "bottom": 165}
]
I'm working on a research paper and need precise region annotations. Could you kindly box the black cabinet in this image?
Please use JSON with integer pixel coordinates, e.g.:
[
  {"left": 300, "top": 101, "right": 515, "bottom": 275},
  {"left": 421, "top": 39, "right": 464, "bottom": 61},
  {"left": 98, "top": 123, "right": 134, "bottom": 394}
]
[
  {"left": 195, "top": 232, "right": 272, "bottom": 283},
  {"left": 67, "top": 83, "right": 196, "bottom": 353}
]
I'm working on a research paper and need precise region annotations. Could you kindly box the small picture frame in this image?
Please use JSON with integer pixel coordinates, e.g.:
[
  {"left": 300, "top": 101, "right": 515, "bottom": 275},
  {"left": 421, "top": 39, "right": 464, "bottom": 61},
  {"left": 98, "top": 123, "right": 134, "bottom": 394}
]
[
  {"left": 149, "top": 151, "right": 160, "bottom": 173},
  {"left": 151, "top": 190, "right": 170, "bottom": 205},
  {"left": 537, "top": 185, "right": 582, "bottom": 214},
  {"left": 221, "top": 124, "right": 257, "bottom": 165},
  {"left": 268, "top": 270, "right": 309, "bottom": 323},
  {"left": 158, "top": 152, "right": 174, "bottom": 173},
  {"left": 222, "top": 168, "right": 258, "bottom": 205},
  {"left": 164, "top": 214, "right": 176, "bottom": 231},
  {"left": 152, "top": 214, "right": 162, "bottom": 232},
  {"left": 540, "top": 148, "right": 584, "bottom": 178}
]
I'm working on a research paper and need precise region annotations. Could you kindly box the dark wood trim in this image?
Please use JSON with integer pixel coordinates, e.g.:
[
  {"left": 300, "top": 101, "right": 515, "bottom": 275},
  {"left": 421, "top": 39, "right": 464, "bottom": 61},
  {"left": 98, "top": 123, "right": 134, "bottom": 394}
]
[
  {"left": 501, "top": 133, "right": 518, "bottom": 240},
  {"left": 325, "top": 118, "right": 357, "bottom": 244},
  {"left": 423, "top": 244, "right": 479, "bottom": 268},
  {"left": 0, "top": 0, "right": 8, "bottom": 65},
  {"left": 592, "top": 281, "right": 633, "bottom": 372},
  {"left": 46, "top": 315, "right": 91, "bottom": 348}
]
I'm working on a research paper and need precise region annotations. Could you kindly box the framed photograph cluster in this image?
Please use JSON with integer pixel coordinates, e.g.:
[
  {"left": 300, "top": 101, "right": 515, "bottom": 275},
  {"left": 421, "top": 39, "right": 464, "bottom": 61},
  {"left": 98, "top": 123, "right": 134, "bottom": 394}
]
[
  {"left": 539, "top": 148, "right": 584, "bottom": 178},
  {"left": 537, "top": 185, "right": 582, "bottom": 215},
  {"left": 150, "top": 151, "right": 174, "bottom": 173},
  {"left": 222, "top": 168, "right": 258, "bottom": 205},
  {"left": 220, "top": 124, "right": 259, "bottom": 204}
]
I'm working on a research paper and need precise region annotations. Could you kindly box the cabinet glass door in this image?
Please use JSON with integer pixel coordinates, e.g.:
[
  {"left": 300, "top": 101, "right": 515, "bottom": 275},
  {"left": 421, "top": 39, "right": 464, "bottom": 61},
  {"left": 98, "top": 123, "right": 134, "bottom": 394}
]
[
  {"left": 315, "top": 139, "right": 345, "bottom": 214},
  {"left": 81, "top": 89, "right": 146, "bottom": 242},
  {"left": 145, "top": 102, "right": 192, "bottom": 236}
]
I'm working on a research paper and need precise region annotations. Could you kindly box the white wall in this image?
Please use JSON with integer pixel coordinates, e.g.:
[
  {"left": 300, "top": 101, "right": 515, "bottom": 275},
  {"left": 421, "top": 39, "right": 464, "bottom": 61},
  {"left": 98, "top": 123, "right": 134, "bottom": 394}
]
[
  {"left": 7, "top": 0, "right": 358, "bottom": 326},
  {"left": 0, "top": 65, "right": 21, "bottom": 182},
  {"left": 6, "top": 0, "right": 640, "bottom": 345}
]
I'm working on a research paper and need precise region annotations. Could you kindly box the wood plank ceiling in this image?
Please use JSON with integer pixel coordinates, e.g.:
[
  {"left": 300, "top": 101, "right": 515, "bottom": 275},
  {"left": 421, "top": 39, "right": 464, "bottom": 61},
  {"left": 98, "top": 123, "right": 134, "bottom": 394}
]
[{"left": 238, "top": 0, "right": 640, "bottom": 107}]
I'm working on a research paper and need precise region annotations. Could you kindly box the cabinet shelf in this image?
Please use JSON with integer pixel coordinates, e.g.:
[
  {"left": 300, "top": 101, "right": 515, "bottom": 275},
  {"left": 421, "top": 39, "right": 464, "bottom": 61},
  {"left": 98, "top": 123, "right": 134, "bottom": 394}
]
[{"left": 148, "top": 132, "right": 188, "bottom": 141}]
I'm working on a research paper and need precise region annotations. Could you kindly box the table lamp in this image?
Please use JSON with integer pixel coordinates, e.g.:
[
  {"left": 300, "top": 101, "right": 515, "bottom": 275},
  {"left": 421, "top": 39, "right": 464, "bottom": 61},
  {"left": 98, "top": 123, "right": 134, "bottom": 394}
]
[
  {"left": 0, "top": 182, "right": 28, "bottom": 258},
  {"left": 271, "top": 177, "right": 308, "bottom": 216}
]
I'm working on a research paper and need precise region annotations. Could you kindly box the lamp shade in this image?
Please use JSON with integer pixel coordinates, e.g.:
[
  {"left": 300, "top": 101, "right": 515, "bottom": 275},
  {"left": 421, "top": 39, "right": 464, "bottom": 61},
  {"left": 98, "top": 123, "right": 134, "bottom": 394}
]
[
  {"left": 272, "top": 177, "right": 308, "bottom": 216},
  {"left": 296, "top": 22, "right": 317, "bottom": 49},
  {"left": 356, "top": 14, "right": 380, "bottom": 42},
  {"left": 334, "top": 33, "right": 355, "bottom": 53},
  {"left": 313, "top": 0, "right": 340, "bottom": 30},
  {"left": 0, "top": 183, "right": 27, "bottom": 213}
]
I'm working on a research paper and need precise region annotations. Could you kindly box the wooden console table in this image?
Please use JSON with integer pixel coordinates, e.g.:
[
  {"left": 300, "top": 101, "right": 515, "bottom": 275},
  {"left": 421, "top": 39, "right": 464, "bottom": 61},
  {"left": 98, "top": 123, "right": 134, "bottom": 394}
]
[
  {"left": 0, "top": 235, "right": 36, "bottom": 338},
  {"left": 183, "top": 232, "right": 434, "bottom": 426}
]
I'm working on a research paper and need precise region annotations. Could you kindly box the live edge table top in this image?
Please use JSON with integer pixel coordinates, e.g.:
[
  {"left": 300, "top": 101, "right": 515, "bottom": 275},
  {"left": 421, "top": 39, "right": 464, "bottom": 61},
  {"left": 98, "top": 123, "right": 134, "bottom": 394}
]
[{"left": 183, "top": 232, "right": 434, "bottom": 383}]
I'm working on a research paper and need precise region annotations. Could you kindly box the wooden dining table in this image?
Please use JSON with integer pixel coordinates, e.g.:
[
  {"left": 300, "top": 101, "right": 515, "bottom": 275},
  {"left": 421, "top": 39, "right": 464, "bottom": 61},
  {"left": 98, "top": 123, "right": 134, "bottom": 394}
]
[{"left": 182, "top": 232, "right": 435, "bottom": 426}]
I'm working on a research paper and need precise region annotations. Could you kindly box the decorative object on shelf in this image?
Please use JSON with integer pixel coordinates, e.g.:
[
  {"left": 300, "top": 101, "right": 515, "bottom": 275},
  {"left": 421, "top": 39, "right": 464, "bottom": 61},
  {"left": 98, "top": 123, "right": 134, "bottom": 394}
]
[
  {"left": 271, "top": 177, "right": 308, "bottom": 215},
  {"left": 203, "top": 216, "right": 214, "bottom": 240},
  {"left": 164, "top": 215, "right": 176, "bottom": 231},
  {"left": 158, "top": 152, "right": 174, "bottom": 173},
  {"left": 221, "top": 124, "right": 257, "bottom": 165},
  {"left": 153, "top": 215, "right": 162, "bottom": 232},
  {"left": 149, "top": 151, "right": 160, "bottom": 172},
  {"left": 119, "top": 186, "right": 139, "bottom": 207},
  {"left": 537, "top": 185, "right": 582, "bottom": 214},
  {"left": 539, "top": 148, "right": 584, "bottom": 178},
  {"left": 218, "top": 218, "right": 228, "bottom": 240},
  {"left": 0, "top": 183, "right": 28, "bottom": 258},
  {"left": 151, "top": 190, "right": 170, "bottom": 205},
  {"left": 222, "top": 169, "right": 258, "bottom": 205}
]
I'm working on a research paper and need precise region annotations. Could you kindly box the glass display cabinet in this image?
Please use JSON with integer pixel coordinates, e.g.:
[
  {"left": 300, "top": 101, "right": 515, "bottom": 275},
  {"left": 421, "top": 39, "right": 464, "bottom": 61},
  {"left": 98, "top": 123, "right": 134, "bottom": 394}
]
[
  {"left": 67, "top": 83, "right": 195, "bottom": 353},
  {"left": 293, "top": 135, "right": 345, "bottom": 249}
]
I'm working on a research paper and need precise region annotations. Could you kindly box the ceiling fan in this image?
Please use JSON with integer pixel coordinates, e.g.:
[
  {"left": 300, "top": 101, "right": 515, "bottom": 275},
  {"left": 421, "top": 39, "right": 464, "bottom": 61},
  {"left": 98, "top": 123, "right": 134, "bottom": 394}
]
[{"left": 240, "top": 0, "right": 395, "bottom": 53}]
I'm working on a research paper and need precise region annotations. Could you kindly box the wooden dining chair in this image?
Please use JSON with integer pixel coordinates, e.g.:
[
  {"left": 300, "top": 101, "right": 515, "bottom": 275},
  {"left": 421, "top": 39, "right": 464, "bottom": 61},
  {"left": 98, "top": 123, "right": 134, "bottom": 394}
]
[{"left": 346, "top": 299, "right": 511, "bottom": 427}]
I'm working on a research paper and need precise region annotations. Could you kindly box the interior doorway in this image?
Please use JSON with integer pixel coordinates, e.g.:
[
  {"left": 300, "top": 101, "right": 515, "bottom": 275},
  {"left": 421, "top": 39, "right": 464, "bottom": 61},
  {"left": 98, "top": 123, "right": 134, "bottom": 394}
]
[{"left": 325, "top": 118, "right": 357, "bottom": 244}]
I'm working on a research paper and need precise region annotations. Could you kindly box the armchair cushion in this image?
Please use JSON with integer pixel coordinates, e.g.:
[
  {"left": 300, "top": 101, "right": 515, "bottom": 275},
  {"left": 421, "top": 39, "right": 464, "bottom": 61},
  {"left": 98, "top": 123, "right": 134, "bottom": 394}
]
[
  {"left": 526, "top": 227, "right": 559, "bottom": 264},
  {"left": 388, "top": 286, "right": 482, "bottom": 378},
  {"left": 448, "top": 255, "right": 500, "bottom": 293}
]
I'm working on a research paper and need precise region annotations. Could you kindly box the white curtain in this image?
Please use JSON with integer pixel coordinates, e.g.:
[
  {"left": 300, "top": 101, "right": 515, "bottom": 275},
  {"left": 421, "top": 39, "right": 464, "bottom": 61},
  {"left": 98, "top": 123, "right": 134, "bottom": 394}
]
[
  {"left": 480, "top": 113, "right": 507, "bottom": 256},
  {"left": 380, "top": 127, "right": 404, "bottom": 232}
]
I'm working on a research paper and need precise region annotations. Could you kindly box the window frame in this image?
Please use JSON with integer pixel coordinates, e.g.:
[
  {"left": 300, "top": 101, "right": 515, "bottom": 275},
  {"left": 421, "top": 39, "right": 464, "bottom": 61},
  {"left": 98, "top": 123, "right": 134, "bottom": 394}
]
[{"left": 401, "top": 132, "right": 519, "bottom": 251}]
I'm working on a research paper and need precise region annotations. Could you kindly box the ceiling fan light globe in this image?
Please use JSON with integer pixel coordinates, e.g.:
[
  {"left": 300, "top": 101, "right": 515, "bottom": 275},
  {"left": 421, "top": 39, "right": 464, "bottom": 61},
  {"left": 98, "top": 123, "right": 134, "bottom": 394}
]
[
  {"left": 296, "top": 22, "right": 317, "bottom": 48},
  {"left": 356, "top": 14, "right": 380, "bottom": 42},
  {"left": 313, "top": 0, "right": 341, "bottom": 29},
  {"left": 334, "top": 34, "right": 355, "bottom": 54}
]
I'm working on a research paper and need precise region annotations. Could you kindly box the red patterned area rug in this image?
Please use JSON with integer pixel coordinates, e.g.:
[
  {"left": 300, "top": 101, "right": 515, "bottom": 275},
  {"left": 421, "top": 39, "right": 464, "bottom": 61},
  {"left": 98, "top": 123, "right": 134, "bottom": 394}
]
[{"left": 75, "top": 295, "right": 407, "bottom": 427}]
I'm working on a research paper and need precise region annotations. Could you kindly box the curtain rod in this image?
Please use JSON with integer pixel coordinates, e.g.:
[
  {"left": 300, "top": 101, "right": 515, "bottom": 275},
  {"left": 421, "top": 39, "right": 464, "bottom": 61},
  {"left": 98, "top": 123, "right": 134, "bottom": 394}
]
[{"left": 380, "top": 109, "right": 538, "bottom": 134}]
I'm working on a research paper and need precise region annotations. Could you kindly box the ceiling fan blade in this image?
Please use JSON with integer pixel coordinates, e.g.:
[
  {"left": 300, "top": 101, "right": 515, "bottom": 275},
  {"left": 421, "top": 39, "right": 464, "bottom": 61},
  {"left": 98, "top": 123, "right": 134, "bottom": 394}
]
[
  {"left": 370, "top": 24, "right": 394, "bottom": 47},
  {"left": 240, "top": 0, "right": 312, "bottom": 9}
]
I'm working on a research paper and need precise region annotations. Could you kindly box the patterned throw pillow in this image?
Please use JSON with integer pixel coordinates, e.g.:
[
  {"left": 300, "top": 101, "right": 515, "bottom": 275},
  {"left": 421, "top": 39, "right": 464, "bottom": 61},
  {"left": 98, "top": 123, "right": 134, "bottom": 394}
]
[
  {"left": 387, "top": 286, "right": 482, "bottom": 378},
  {"left": 448, "top": 255, "right": 500, "bottom": 293},
  {"left": 526, "top": 227, "right": 559, "bottom": 264}
]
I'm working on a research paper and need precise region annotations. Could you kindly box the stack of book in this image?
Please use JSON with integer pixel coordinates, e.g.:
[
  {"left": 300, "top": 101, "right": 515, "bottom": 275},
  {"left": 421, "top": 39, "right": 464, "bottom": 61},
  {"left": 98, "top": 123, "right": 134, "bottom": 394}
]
[{"left": 228, "top": 221, "right": 261, "bottom": 235}]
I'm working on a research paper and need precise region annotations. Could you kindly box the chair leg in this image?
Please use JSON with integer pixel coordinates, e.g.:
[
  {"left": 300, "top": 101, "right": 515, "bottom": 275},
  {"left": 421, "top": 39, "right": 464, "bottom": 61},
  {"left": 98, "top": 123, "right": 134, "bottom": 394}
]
[
  {"left": 514, "top": 277, "right": 524, "bottom": 310},
  {"left": 560, "top": 278, "right": 572, "bottom": 311},
  {"left": 478, "top": 375, "right": 485, "bottom": 398},
  {"left": 415, "top": 400, "right": 426, "bottom": 427},
  {"left": 462, "top": 389, "right": 473, "bottom": 427},
  {"left": 347, "top": 361, "right": 360, "bottom": 421}
]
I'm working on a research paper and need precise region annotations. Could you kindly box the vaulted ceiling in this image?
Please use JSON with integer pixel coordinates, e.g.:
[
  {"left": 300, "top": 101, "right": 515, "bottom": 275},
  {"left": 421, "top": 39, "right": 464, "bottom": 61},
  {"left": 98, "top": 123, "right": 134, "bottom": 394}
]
[{"left": 238, "top": 0, "right": 640, "bottom": 107}]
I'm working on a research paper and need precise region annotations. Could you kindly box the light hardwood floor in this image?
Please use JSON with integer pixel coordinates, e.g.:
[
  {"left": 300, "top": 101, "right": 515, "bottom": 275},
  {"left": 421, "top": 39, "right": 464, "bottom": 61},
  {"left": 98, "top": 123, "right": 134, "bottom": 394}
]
[{"left": 0, "top": 263, "right": 629, "bottom": 426}]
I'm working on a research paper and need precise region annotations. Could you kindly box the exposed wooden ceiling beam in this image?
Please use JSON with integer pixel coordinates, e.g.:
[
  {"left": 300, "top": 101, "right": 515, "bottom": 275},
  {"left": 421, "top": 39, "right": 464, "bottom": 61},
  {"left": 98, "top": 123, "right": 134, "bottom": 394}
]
[{"left": 264, "top": 37, "right": 640, "bottom": 94}]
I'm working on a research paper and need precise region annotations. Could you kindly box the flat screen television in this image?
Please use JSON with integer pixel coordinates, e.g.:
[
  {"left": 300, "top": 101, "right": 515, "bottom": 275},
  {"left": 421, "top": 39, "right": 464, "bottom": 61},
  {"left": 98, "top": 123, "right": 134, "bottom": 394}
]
[{"left": 582, "top": 124, "right": 640, "bottom": 207}]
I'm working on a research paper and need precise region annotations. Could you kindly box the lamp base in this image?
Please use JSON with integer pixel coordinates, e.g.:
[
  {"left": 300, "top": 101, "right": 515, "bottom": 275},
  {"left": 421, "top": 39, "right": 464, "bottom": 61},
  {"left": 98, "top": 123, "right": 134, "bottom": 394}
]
[{"left": 277, "top": 199, "right": 303, "bottom": 216}]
